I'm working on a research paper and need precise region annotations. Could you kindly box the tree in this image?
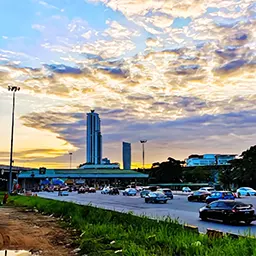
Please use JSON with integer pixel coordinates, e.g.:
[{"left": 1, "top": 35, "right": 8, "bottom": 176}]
[
  {"left": 218, "top": 165, "right": 233, "bottom": 190},
  {"left": 149, "top": 157, "right": 183, "bottom": 183},
  {"left": 183, "top": 166, "right": 213, "bottom": 183},
  {"left": 229, "top": 145, "right": 256, "bottom": 188}
]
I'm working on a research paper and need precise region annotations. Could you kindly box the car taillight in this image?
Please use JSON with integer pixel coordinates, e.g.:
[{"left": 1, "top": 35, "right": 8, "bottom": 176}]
[{"left": 232, "top": 209, "right": 237, "bottom": 213}]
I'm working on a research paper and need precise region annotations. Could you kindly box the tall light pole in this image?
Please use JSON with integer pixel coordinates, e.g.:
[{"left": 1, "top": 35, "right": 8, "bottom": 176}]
[
  {"left": 140, "top": 140, "right": 147, "bottom": 171},
  {"left": 69, "top": 152, "right": 73, "bottom": 169},
  {"left": 8, "top": 85, "right": 20, "bottom": 194}
]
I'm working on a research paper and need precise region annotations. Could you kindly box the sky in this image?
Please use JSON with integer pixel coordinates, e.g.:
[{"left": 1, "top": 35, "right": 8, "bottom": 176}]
[{"left": 0, "top": 0, "right": 255, "bottom": 169}]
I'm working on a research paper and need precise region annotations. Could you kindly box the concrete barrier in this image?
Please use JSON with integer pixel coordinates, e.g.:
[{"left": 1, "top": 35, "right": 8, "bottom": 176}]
[
  {"left": 207, "top": 228, "right": 224, "bottom": 239},
  {"left": 226, "top": 232, "right": 240, "bottom": 239},
  {"left": 184, "top": 224, "right": 199, "bottom": 233}
]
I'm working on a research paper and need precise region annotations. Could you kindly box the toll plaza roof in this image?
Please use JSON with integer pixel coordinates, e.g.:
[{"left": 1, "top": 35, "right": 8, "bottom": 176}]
[{"left": 18, "top": 168, "right": 149, "bottom": 179}]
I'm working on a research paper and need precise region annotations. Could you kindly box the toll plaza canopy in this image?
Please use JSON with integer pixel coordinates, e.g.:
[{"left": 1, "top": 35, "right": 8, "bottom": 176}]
[{"left": 18, "top": 168, "right": 149, "bottom": 180}]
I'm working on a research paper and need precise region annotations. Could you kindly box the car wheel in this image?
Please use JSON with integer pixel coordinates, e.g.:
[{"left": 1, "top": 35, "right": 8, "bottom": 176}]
[
  {"left": 245, "top": 220, "right": 252, "bottom": 225},
  {"left": 246, "top": 192, "right": 250, "bottom": 196},
  {"left": 164, "top": 200, "right": 167, "bottom": 204}
]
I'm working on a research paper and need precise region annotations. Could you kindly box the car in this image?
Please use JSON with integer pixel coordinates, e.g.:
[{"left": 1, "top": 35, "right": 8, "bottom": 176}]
[
  {"left": 236, "top": 187, "right": 256, "bottom": 197},
  {"left": 199, "top": 200, "right": 256, "bottom": 224},
  {"left": 199, "top": 187, "right": 215, "bottom": 193},
  {"left": 182, "top": 187, "right": 191, "bottom": 192},
  {"left": 140, "top": 190, "right": 150, "bottom": 198},
  {"left": 109, "top": 188, "right": 119, "bottom": 195},
  {"left": 101, "top": 187, "right": 111, "bottom": 194},
  {"left": 188, "top": 191, "right": 211, "bottom": 202},
  {"left": 88, "top": 187, "right": 96, "bottom": 193},
  {"left": 205, "top": 191, "right": 235, "bottom": 204},
  {"left": 136, "top": 186, "right": 143, "bottom": 192},
  {"left": 60, "top": 186, "right": 69, "bottom": 191},
  {"left": 58, "top": 190, "right": 69, "bottom": 196},
  {"left": 145, "top": 192, "right": 168, "bottom": 204},
  {"left": 156, "top": 188, "right": 173, "bottom": 199},
  {"left": 78, "top": 187, "right": 86, "bottom": 194},
  {"left": 123, "top": 188, "right": 137, "bottom": 196}
]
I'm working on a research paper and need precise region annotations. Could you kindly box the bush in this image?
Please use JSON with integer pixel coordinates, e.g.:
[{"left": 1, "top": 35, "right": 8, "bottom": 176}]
[{"left": 8, "top": 196, "right": 256, "bottom": 256}]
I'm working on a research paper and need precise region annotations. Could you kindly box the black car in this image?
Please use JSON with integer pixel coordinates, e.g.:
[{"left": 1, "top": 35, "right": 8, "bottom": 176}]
[
  {"left": 145, "top": 192, "right": 168, "bottom": 204},
  {"left": 109, "top": 188, "right": 119, "bottom": 195},
  {"left": 199, "top": 200, "right": 256, "bottom": 224},
  {"left": 188, "top": 191, "right": 211, "bottom": 202}
]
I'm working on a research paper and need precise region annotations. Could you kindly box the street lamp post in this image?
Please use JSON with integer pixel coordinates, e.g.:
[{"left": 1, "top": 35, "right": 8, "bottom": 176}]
[
  {"left": 8, "top": 85, "right": 20, "bottom": 194},
  {"left": 140, "top": 140, "right": 147, "bottom": 171},
  {"left": 69, "top": 152, "right": 73, "bottom": 169}
]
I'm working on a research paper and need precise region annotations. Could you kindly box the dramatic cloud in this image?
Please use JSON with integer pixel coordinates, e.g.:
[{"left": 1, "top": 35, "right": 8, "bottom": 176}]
[{"left": 0, "top": 0, "right": 255, "bottom": 167}]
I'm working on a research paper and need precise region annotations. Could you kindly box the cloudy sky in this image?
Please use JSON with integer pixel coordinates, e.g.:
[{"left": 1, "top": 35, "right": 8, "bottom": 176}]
[{"left": 0, "top": 0, "right": 255, "bottom": 169}]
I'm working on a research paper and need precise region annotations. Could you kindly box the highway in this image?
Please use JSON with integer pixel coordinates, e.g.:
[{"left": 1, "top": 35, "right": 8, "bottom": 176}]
[{"left": 38, "top": 191, "right": 256, "bottom": 236}]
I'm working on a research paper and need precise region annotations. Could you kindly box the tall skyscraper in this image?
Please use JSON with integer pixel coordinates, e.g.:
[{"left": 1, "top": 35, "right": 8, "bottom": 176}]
[
  {"left": 86, "top": 110, "right": 102, "bottom": 164},
  {"left": 122, "top": 142, "right": 131, "bottom": 170}
]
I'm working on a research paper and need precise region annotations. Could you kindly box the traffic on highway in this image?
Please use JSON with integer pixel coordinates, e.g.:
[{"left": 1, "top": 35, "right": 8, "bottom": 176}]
[{"left": 35, "top": 185, "right": 256, "bottom": 236}]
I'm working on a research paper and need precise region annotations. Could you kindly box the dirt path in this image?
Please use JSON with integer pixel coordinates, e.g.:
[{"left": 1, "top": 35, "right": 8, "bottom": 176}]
[{"left": 0, "top": 207, "right": 78, "bottom": 256}]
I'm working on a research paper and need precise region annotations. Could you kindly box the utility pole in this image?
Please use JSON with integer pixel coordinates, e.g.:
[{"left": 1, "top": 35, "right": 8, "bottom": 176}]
[
  {"left": 8, "top": 86, "right": 20, "bottom": 194},
  {"left": 140, "top": 140, "right": 147, "bottom": 171},
  {"left": 69, "top": 152, "right": 73, "bottom": 169}
]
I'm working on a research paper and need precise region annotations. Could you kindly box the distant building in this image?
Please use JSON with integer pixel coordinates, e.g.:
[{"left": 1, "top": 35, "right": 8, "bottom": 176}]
[
  {"left": 102, "top": 158, "right": 111, "bottom": 165},
  {"left": 79, "top": 163, "right": 120, "bottom": 169},
  {"left": 123, "top": 142, "right": 131, "bottom": 170},
  {"left": 186, "top": 154, "right": 237, "bottom": 167},
  {"left": 86, "top": 110, "right": 102, "bottom": 164}
]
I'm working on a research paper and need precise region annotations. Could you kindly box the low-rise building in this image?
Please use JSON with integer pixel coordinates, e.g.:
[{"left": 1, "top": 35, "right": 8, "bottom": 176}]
[
  {"left": 186, "top": 154, "right": 237, "bottom": 167},
  {"left": 17, "top": 167, "right": 148, "bottom": 190}
]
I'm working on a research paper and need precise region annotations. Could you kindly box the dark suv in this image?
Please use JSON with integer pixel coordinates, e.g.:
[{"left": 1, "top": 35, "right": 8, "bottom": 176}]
[{"left": 109, "top": 188, "right": 119, "bottom": 195}]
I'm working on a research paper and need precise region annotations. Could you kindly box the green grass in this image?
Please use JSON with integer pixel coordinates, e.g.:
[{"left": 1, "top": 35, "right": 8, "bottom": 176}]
[{"left": 7, "top": 196, "right": 256, "bottom": 256}]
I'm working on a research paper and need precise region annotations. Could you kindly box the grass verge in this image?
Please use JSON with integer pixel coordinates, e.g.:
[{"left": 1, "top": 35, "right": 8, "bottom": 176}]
[{"left": 8, "top": 196, "right": 256, "bottom": 256}]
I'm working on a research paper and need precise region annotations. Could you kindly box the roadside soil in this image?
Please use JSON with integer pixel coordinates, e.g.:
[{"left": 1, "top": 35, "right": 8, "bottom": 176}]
[{"left": 0, "top": 207, "right": 78, "bottom": 256}]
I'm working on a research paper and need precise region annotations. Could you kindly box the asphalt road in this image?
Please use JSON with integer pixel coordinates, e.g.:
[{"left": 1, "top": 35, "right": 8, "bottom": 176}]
[{"left": 38, "top": 191, "right": 256, "bottom": 236}]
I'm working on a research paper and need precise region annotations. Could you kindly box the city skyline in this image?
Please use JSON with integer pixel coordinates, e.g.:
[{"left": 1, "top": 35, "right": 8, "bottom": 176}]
[{"left": 0, "top": 0, "right": 255, "bottom": 169}]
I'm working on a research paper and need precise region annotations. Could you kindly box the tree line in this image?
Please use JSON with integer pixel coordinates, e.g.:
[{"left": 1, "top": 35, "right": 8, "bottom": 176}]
[{"left": 138, "top": 145, "right": 256, "bottom": 189}]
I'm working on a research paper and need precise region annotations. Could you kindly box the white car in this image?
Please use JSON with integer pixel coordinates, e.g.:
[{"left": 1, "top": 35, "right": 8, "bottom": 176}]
[
  {"left": 236, "top": 187, "right": 256, "bottom": 196},
  {"left": 101, "top": 187, "right": 111, "bottom": 194},
  {"left": 199, "top": 187, "right": 215, "bottom": 193},
  {"left": 182, "top": 187, "right": 191, "bottom": 192}
]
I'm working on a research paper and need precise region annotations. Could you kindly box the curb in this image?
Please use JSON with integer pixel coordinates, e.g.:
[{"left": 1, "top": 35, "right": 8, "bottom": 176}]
[
  {"left": 184, "top": 224, "right": 199, "bottom": 233},
  {"left": 206, "top": 228, "right": 224, "bottom": 238}
]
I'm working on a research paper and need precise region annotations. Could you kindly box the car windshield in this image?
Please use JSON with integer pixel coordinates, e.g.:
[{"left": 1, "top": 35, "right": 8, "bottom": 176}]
[{"left": 163, "top": 189, "right": 171, "bottom": 192}]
